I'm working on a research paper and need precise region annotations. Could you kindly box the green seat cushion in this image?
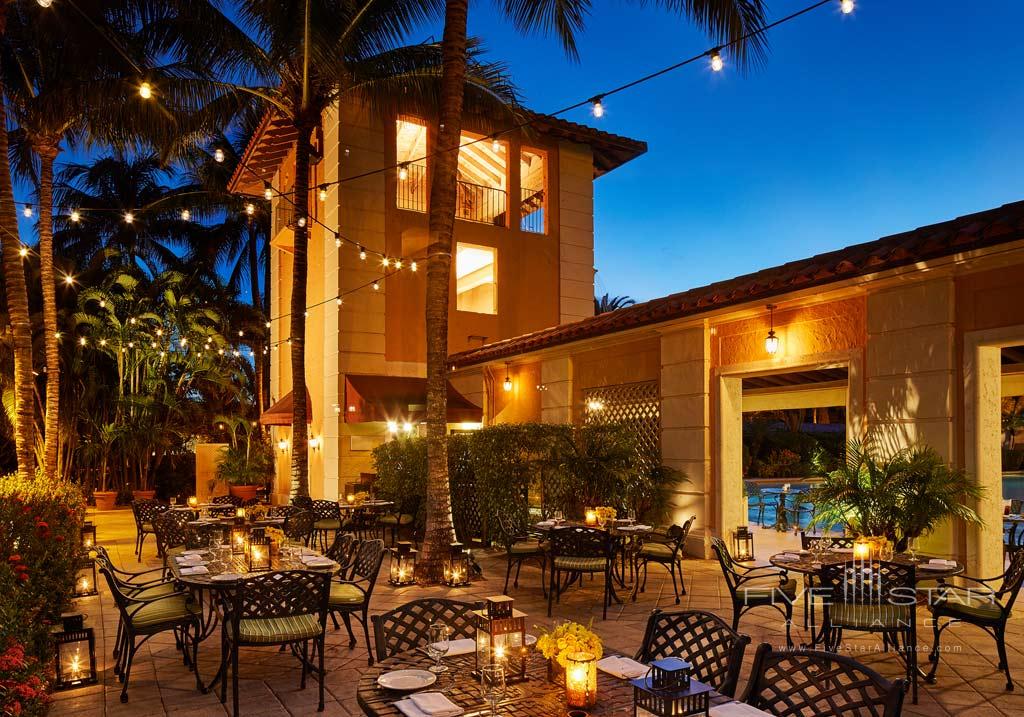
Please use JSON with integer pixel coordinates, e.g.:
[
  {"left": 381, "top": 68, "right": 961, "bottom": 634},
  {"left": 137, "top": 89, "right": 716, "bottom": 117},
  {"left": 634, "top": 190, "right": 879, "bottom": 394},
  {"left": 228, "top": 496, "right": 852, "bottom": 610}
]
[
  {"left": 554, "top": 556, "right": 606, "bottom": 572},
  {"left": 830, "top": 603, "right": 913, "bottom": 629},
  {"left": 739, "top": 577, "right": 798, "bottom": 600},
  {"left": 510, "top": 540, "right": 544, "bottom": 555},
  {"left": 129, "top": 582, "right": 180, "bottom": 600},
  {"left": 141, "top": 522, "right": 154, "bottom": 532},
  {"left": 640, "top": 543, "right": 675, "bottom": 559},
  {"left": 379, "top": 514, "right": 414, "bottom": 526},
  {"left": 314, "top": 519, "right": 342, "bottom": 531},
  {"left": 329, "top": 582, "right": 366, "bottom": 606},
  {"left": 934, "top": 594, "right": 1005, "bottom": 622},
  {"left": 229, "top": 614, "right": 323, "bottom": 644},
  {"left": 128, "top": 595, "right": 201, "bottom": 629}
]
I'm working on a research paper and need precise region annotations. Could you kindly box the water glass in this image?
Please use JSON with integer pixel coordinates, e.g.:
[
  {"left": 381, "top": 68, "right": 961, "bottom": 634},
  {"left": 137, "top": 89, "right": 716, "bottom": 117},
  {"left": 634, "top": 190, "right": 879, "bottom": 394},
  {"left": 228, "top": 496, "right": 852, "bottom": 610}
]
[
  {"left": 479, "top": 665, "right": 505, "bottom": 716},
  {"left": 426, "top": 623, "right": 451, "bottom": 673}
]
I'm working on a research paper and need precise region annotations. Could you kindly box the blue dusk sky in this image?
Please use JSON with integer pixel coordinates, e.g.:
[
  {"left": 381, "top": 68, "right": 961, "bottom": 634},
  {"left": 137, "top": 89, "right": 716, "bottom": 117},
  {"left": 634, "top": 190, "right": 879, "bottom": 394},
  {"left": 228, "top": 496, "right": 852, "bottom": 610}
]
[{"left": 462, "top": 0, "right": 1024, "bottom": 302}]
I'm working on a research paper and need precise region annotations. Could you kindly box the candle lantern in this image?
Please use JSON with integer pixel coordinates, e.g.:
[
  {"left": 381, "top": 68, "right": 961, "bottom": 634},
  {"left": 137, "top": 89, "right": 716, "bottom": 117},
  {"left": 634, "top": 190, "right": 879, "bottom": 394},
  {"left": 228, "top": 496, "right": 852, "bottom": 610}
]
[
  {"left": 474, "top": 596, "right": 527, "bottom": 684},
  {"left": 235, "top": 507, "right": 246, "bottom": 518},
  {"left": 632, "top": 657, "right": 710, "bottom": 717},
  {"left": 246, "top": 529, "right": 271, "bottom": 572},
  {"left": 74, "top": 558, "right": 98, "bottom": 597},
  {"left": 853, "top": 537, "right": 872, "bottom": 561},
  {"left": 80, "top": 522, "right": 97, "bottom": 551},
  {"left": 732, "top": 526, "right": 754, "bottom": 562},
  {"left": 187, "top": 495, "right": 198, "bottom": 508},
  {"left": 584, "top": 509, "right": 598, "bottom": 526},
  {"left": 388, "top": 541, "right": 417, "bottom": 585},
  {"left": 443, "top": 542, "right": 472, "bottom": 587},
  {"left": 231, "top": 518, "right": 248, "bottom": 555},
  {"left": 565, "top": 651, "right": 598, "bottom": 708},
  {"left": 52, "top": 614, "right": 97, "bottom": 690}
]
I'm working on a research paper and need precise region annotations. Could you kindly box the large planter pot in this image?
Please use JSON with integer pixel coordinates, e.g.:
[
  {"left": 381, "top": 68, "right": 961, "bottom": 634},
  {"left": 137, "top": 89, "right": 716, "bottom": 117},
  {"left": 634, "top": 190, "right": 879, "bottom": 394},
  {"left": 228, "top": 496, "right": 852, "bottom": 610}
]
[
  {"left": 229, "top": 484, "right": 260, "bottom": 503},
  {"left": 132, "top": 490, "right": 156, "bottom": 501},
  {"left": 93, "top": 491, "right": 118, "bottom": 510}
]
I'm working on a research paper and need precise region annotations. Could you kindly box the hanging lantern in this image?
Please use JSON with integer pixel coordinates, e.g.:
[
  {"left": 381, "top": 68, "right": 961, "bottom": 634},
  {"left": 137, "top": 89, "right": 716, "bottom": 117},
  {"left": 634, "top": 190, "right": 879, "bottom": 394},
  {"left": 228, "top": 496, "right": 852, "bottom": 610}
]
[
  {"left": 52, "top": 614, "right": 97, "bottom": 690},
  {"left": 442, "top": 542, "right": 472, "bottom": 587},
  {"left": 388, "top": 541, "right": 417, "bottom": 585},
  {"left": 732, "top": 526, "right": 754, "bottom": 562},
  {"left": 632, "top": 657, "right": 709, "bottom": 717},
  {"left": 474, "top": 596, "right": 527, "bottom": 684},
  {"left": 80, "top": 522, "right": 97, "bottom": 551},
  {"left": 764, "top": 304, "right": 780, "bottom": 355},
  {"left": 231, "top": 517, "right": 248, "bottom": 555},
  {"left": 565, "top": 652, "right": 598, "bottom": 708},
  {"left": 246, "top": 529, "right": 271, "bottom": 572},
  {"left": 73, "top": 559, "right": 98, "bottom": 597}
]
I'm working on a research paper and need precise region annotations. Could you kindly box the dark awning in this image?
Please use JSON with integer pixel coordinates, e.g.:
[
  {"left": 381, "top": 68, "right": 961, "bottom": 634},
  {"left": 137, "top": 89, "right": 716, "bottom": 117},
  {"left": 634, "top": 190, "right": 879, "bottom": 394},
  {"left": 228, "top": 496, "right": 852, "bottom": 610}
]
[
  {"left": 344, "top": 375, "right": 482, "bottom": 424},
  {"left": 259, "top": 388, "right": 314, "bottom": 426}
]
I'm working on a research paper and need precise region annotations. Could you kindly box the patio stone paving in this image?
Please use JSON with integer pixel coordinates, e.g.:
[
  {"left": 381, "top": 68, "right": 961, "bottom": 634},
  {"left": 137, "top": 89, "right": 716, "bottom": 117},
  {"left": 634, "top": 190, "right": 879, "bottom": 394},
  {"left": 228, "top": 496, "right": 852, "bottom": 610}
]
[{"left": 52, "top": 509, "right": 1024, "bottom": 716}]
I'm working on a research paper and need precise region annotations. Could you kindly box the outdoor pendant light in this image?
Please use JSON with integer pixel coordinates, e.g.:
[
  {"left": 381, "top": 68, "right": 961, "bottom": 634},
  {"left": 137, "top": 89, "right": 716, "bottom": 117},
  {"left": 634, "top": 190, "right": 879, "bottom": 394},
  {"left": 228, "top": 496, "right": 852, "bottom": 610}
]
[
  {"left": 503, "top": 363, "right": 512, "bottom": 392},
  {"left": 764, "top": 304, "right": 779, "bottom": 355}
]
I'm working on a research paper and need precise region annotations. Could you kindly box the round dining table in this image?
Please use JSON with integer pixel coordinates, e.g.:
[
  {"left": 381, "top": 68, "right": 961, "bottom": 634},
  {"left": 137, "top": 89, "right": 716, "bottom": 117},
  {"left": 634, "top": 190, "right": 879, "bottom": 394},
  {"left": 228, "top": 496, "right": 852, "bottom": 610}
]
[
  {"left": 357, "top": 649, "right": 745, "bottom": 717},
  {"left": 767, "top": 549, "right": 964, "bottom": 582}
]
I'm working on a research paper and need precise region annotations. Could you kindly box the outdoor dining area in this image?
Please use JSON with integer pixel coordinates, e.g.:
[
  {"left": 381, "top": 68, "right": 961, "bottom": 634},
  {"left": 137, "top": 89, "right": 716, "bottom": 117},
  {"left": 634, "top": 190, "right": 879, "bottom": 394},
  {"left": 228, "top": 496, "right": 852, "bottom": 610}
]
[{"left": 47, "top": 488, "right": 1024, "bottom": 717}]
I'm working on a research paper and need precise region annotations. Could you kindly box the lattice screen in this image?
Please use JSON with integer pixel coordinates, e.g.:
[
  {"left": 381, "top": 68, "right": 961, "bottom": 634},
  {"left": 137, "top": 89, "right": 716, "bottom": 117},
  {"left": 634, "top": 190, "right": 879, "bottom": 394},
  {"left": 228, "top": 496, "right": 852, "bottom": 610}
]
[{"left": 582, "top": 380, "right": 661, "bottom": 463}]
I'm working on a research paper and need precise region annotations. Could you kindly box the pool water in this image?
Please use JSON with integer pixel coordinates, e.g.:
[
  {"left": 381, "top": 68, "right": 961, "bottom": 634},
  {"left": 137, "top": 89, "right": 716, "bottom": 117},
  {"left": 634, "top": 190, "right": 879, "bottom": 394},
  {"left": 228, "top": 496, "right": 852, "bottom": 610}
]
[{"left": 1004, "top": 473, "right": 1024, "bottom": 501}]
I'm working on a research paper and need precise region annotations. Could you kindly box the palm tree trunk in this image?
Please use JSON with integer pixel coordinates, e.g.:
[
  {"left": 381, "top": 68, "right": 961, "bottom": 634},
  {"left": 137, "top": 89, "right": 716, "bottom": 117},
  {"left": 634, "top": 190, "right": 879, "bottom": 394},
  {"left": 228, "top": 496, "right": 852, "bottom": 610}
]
[
  {"left": 0, "top": 22, "right": 37, "bottom": 480},
  {"left": 418, "top": 0, "right": 470, "bottom": 582},
  {"left": 38, "top": 143, "right": 60, "bottom": 479},
  {"left": 289, "top": 124, "right": 313, "bottom": 498}
]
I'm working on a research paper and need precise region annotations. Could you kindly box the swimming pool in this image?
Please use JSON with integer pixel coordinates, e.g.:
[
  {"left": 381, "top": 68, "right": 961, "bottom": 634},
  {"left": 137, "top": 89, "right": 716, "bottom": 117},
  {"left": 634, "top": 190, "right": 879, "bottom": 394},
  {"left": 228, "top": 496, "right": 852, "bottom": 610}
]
[{"left": 1004, "top": 472, "right": 1024, "bottom": 500}]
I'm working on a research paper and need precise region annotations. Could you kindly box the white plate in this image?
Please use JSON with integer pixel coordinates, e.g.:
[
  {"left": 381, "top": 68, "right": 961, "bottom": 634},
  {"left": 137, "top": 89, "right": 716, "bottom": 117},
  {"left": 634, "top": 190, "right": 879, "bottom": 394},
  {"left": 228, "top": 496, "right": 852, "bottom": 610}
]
[
  {"left": 211, "top": 573, "right": 242, "bottom": 582},
  {"left": 376, "top": 669, "right": 437, "bottom": 691},
  {"left": 919, "top": 563, "right": 956, "bottom": 571},
  {"left": 525, "top": 634, "right": 537, "bottom": 647}
]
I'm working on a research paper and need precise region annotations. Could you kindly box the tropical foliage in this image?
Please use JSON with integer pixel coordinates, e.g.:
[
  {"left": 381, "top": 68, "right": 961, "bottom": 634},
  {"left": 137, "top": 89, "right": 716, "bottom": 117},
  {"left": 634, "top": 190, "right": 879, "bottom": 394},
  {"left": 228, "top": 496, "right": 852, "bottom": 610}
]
[{"left": 594, "top": 294, "right": 636, "bottom": 314}]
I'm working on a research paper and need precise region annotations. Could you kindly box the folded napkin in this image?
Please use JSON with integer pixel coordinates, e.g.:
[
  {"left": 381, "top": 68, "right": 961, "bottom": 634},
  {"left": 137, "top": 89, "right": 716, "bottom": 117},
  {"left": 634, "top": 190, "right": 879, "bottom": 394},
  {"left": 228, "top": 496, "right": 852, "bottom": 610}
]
[
  {"left": 180, "top": 565, "right": 209, "bottom": 575},
  {"left": 300, "top": 553, "right": 331, "bottom": 565},
  {"left": 833, "top": 547, "right": 854, "bottom": 553},
  {"left": 709, "top": 702, "right": 771, "bottom": 716},
  {"left": 394, "top": 693, "right": 463, "bottom": 717},
  {"left": 430, "top": 638, "right": 475, "bottom": 656},
  {"left": 775, "top": 553, "right": 801, "bottom": 562},
  {"left": 536, "top": 520, "right": 555, "bottom": 527},
  {"left": 926, "top": 559, "right": 957, "bottom": 567},
  {"left": 182, "top": 549, "right": 206, "bottom": 556},
  {"left": 634, "top": 524, "right": 653, "bottom": 531},
  {"left": 597, "top": 655, "right": 648, "bottom": 679},
  {"left": 175, "top": 555, "right": 203, "bottom": 564}
]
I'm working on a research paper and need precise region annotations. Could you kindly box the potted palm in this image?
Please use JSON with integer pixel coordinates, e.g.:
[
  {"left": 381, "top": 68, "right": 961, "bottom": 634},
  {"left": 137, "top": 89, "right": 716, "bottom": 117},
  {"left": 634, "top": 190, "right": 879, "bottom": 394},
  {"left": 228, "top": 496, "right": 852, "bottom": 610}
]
[
  {"left": 809, "top": 441, "right": 983, "bottom": 551},
  {"left": 85, "top": 422, "right": 119, "bottom": 510},
  {"left": 217, "top": 423, "right": 274, "bottom": 503}
]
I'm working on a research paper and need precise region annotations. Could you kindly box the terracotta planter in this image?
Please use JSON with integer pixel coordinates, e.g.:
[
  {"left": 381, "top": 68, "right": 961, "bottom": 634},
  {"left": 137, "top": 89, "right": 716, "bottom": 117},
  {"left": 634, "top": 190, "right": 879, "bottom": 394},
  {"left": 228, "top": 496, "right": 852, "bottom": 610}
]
[
  {"left": 229, "top": 484, "right": 260, "bottom": 503},
  {"left": 132, "top": 490, "right": 156, "bottom": 501},
  {"left": 93, "top": 491, "right": 118, "bottom": 510}
]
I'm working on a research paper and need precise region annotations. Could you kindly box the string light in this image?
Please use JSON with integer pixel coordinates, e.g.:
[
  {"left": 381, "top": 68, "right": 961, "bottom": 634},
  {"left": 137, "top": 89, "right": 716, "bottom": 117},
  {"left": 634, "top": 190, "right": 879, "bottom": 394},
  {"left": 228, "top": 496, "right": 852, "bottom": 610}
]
[
  {"left": 411, "top": 261, "right": 417, "bottom": 272},
  {"left": 99, "top": 339, "right": 107, "bottom": 346},
  {"left": 359, "top": 246, "right": 366, "bottom": 261},
  {"left": 382, "top": 257, "right": 390, "bottom": 268},
  {"left": 78, "top": 337, "right": 86, "bottom": 346},
  {"left": 297, "top": 216, "right": 306, "bottom": 228},
  {"left": 181, "top": 209, "right": 190, "bottom": 221},
  {"left": 334, "top": 234, "right": 341, "bottom": 248},
  {"left": 37, "top": 0, "right": 53, "bottom": 7},
  {"left": 590, "top": 96, "right": 605, "bottom": 118},
  {"left": 18, "top": 246, "right": 28, "bottom": 258},
  {"left": 394, "top": 259, "right": 402, "bottom": 269},
  {"left": 491, "top": 136, "right": 501, "bottom": 152},
  {"left": 23, "top": 204, "right": 32, "bottom": 218},
  {"left": 336, "top": 297, "right": 342, "bottom": 306},
  {"left": 124, "top": 211, "right": 134, "bottom": 224},
  {"left": 263, "top": 183, "right": 273, "bottom": 200},
  {"left": 63, "top": 275, "right": 74, "bottom": 285},
  {"left": 214, "top": 148, "right": 225, "bottom": 163},
  {"left": 372, "top": 280, "right": 379, "bottom": 291},
  {"left": 99, "top": 299, "right": 105, "bottom": 308},
  {"left": 245, "top": 203, "right": 255, "bottom": 216},
  {"left": 318, "top": 185, "right": 328, "bottom": 201},
  {"left": 710, "top": 49, "right": 724, "bottom": 72},
  {"left": 138, "top": 82, "right": 152, "bottom": 100},
  {"left": 265, "top": 321, "right": 271, "bottom": 328},
  {"left": 237, "top": 330, "right": 243, "bottom": 337},
  {"left": 398, "top": 163, "right": 409, "bottom": 181},
  {"left": 70, "top": 210, "right": 80, "bottom": 222},
  {"left": 840, "top": 0, "right": 854, "bottom": 13},
  {"left": 54, "top": 331, "right": 62, "bottom": 340}
]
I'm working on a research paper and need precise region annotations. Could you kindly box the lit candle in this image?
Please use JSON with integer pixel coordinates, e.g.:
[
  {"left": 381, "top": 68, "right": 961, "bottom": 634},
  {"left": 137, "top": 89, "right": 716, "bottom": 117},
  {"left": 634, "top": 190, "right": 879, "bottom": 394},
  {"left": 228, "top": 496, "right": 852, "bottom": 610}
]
[
  {"left": 346, "top": 493, "right": 355, "bottom": 504},
  {"left": 853, "top": 538, "right": 871, "bottom": 561},
  {"left": 69, "top": 649, "right": 82, "bottom": 680},
  {"left": 565, "top": 652, "right": 597, "bottom": 708},
  {"left": 235, "top": 507, "right": 246, "bottom": 518},
  {"left": 584, "top": 510, "right": 598, "bottom": 526},
  {"left": 78, "top": 576, "right": 90, "bottom": 592},
  {"left": 187, "top": 496, "right": 198, "bottom": 508},
  {"left": 82, "top": 536, "right": 93, "bottom": 548}
]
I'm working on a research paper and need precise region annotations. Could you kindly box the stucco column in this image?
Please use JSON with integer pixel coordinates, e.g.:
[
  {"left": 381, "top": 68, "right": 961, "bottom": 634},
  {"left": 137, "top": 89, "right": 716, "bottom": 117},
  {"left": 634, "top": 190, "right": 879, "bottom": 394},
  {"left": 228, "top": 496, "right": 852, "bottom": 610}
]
[
  {"left": 541, "top": 357, "right": 572, "bottom": 423},
  {"left": 717, "top": 375, "right": 745, "bottom": 551},
  {"left": 318, "top": 103, "right": 341, "bottom": 501},
  {"left": 659, "top": 325, "right": 712, "bottom": 556}
]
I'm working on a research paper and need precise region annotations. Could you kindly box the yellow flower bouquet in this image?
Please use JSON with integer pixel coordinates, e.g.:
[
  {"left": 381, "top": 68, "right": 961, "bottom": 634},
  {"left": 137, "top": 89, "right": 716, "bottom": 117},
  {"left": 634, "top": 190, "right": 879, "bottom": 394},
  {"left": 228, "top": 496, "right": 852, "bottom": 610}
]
[
  {"left": 594, "top": 506, "right": 617, "bottom": 525},
  {"left": 536, "top": 621, "right": 603, "bottom": 682}
]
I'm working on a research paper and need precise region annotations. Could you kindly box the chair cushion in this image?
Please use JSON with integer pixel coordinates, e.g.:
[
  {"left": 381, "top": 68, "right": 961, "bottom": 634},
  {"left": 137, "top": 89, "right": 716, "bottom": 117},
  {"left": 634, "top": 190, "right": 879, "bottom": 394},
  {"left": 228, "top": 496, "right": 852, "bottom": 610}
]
[
  {"left": 640, "top": 543, "right": 675, "bottom": 559},
  {"left": 329, "top": 582, "right": 366, "bottom": 606},
  {"left": 739, "top": 577, "right": 798, "bottom": 600},
  {"left": 379, "top": 514, "right": 414, "bottom": 526},
  {"left": 128, "top": 595, "right": 201, "bottom": 629},
  {"left": 933, "top": 594, "right": 1005, "bottom": 622},
  {"left": 314, "top": 519, "right": 342, "bottom": 531},
  {"left": 554, "top": 556, "right": 606, "bottom": 572},
  {"left": 510, "top": 540, "right": 545, "bottom": 555},
  {"left": 830, "top": 603, "right": 913, "bottom": 629},
  {"left": 141, "top": 522, "right": 154, "bottom": 532},
  {"left": 230, "top": 614, "right": 323, "bottom": 644},
  {"left": 129, "top": 582, "right": 180, "bottom": 600}
]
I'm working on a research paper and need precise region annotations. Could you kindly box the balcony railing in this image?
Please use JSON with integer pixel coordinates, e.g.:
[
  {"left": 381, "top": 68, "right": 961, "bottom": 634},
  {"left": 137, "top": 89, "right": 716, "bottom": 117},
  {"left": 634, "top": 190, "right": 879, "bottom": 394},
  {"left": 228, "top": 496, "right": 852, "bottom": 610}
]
[
  {"left": 457, "top": 180, "right": 507, "bottom": 226},
  {"left": 397, "top": 163, "right": 428, "bottom": 212},
  {"left": 520, "top": 187, "right": 545, "bottom": 233},
  {"left": 273, "top": 195, "right": 297, "bottom": 237}
]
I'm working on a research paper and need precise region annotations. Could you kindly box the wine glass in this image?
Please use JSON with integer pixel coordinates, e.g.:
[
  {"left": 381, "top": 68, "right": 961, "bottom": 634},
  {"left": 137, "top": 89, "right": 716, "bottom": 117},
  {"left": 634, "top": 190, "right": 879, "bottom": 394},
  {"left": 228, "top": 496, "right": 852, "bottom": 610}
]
[
  {"left": 906, "top": 537, "right": 919, "bottom": 562},
  {"left": 426, "top": 623, "right": 450, "bottom": 674},
  {"left": 479, "top": 665, "right": 505, "bottom": 716},
  {"left": 553, "top": 510, "right": 563, "bottom": 523}
]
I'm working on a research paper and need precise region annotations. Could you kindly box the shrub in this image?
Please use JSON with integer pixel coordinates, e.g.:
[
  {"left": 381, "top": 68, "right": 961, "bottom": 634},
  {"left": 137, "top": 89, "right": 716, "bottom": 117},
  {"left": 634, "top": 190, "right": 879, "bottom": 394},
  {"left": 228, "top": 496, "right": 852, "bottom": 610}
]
[
  {"left": 0, "top": 473, "right": 86, "bottom": 661},
  {"left": 0, "top": 638, "right": 50, "bottom": 717}
]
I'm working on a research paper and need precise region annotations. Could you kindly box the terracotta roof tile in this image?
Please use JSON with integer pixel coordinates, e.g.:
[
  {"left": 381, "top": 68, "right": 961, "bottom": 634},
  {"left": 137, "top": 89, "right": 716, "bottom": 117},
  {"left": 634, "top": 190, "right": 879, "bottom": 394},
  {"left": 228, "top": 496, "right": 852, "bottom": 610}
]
[{"left": 449, "top": 200, "right": 1024, "bottom": 369}]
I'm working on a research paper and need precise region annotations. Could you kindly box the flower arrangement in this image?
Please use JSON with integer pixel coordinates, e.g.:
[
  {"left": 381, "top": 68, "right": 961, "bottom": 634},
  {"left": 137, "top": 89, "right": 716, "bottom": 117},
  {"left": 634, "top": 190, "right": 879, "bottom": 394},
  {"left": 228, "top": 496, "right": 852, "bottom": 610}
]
[
  {"left": 246, "top": 505, "right": 268, "bottom": 522},
  {"left": 594, "top": 506, "right": 617, "bottom": 525},
  {"left": 353, "top": 491, "right": 370, "bottom": 506},
  {"left": 535, "top": 621, "right": 603, "bottom": 669},
  {"left": 0, "top": 638, "right": 49, "bottom": 717},
  {"left": 265, "top": 527, "right": 285, "bottom": 544}
]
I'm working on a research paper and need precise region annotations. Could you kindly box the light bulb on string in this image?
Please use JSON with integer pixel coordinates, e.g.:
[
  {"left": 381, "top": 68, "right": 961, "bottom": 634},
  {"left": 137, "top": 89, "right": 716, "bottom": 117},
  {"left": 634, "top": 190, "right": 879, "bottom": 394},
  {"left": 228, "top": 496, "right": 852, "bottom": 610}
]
[
  {"left": 359, "top": 246, "right": 366, "bottom": 261},
  {"left": 213, "top": 148, "right": 225, "bottom": 163},
  {"left": 491, "top": 136, "right": 501, "bottom": 152},
  {"left": 398, "top": 163, "right": 409, "bottom": 181},
  {"left": 78, "top": 337, "right": 86, "bottom": 346},
  {"left": 263, "top": 183, "right": 273, "bottom": 201},
  {"left": 138, "top": 82, "right": 152, "bottom": 100},
  {"left": 180, "top": 209, "right": 190, "bottom": 221},
  {"left": 336, "top": 297, "right": 342, "bottom": 306},
  {"left": 70, "top": 210, "right": 80, "bottom": 223},
  {"left": 18, "top": 246, "right": 28, "bottom": 258},
  {"left": 297, "top": 215, "right": 306, "bottom": 228},
  {"left": 590, "top": 96, "right": 605, "bottom": 118},
  {"left": 395, "top": 259, "right": 403, "bottom": 269},
  {"left": 245, "top": 203, "right": 255, "bottom": 216},
  {"left": 99, "top": 339, "right": 107, "bottom": 346},
  {"left": 99, "top": 299, "right": 106, "bottom": 308},
  {"left": 63, "top": 275, "right": 74, "bottom": 286},
  {"left": 156, "top": 329, "right": 163, "bottom": 336},
  {"left": 37, "top": 0, "right": 54, "bottom": 7},
  {"left": 411, "top": 261, "right": 417, "bottom": 273},
  {"left": 382, "top": 257, "right": 391, "bottom": 268},
  {"left": 23, "top": 204, "right": 32, "bottom": 218},
  {"left": 237, "top": 330, "right": 243, "bottom": 337},
  {"left": 265, "top": 321, "right": 271, "bottom": 328},
  {"left": 840, "top": 0, "right": 854, "bottom": 13},
  {"left": 124, "top": 211, "right": 134, "bottom": 224},
  {"left": 318, "top": 185, "right": 328, "bottom": 202},
  {"left": 372, "top": 280, "right": 380, "bottom": 291},
  {"left": 710, "top": 49, "right": 724, "bottom": 72},
  {"left": 334, "top": 234, "right": 342, "bottom": 248}
]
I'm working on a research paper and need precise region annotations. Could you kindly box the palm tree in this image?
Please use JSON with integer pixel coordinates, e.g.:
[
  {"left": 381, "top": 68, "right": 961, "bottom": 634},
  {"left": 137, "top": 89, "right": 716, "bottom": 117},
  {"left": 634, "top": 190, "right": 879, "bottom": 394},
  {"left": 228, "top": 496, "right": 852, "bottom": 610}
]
[
  {"left": 150, "top": 0, "right": 516, "bottom": 499},
  {"left": 418, "top": 0, "right": 769, "bottom": 581},
  {"left": 594, "top": 293, "right": 636, "bottom": 314}
]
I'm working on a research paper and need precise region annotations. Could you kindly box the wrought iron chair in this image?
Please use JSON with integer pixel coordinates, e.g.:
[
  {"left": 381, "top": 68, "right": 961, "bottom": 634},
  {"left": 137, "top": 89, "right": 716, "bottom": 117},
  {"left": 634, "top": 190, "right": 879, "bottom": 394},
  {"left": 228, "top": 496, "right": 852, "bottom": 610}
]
[
  {"left": 131, "top": 499, "right": 169, "bottom": 561},
  {"left": 327, "top": 539, "right": 385, "bottom": 664},
  {"left": 710, "top": 536, "right": 795, "bottom": 647},
  {"left": 744, "top": 481, "right": 776, "bottom": 527},
  {"left": 378, "top": 497, "right": 417, "bottom": 546},
  {"left": 636, "top": 516, "right": 695, "bottom": 604},
  {"left": 548, "top": 526, "right": 615, "bottom": 620},
  {"left": 635, "top": 609, "right": 750, "bottom": 697},
  {"left": 221, "top": 570, "right": 331, "bottom": 715},
  {"left": 819, "top": 559, "right": 918, "bottom": 703},
  {"left": 782, "top": 491, "right": 814, "bottom": 530},
  {"left": 152, "top": 511, "right": 201, "bottom": 572},
  {"left": 284, "top": 509, "right": 316, "bottom": 546},
  {"left": 97, "top": 561, "right": 202, "bottom": 703},
  {"left": 210, "top": 494, "right": 242, "bottom": 517},
  {"left": 927, "top": 549, "right": 1024, "bottom": 691},
  {"left": 270, "top": 504, "right": 301, "bottom": 520},
  {"left": 496, "top": 514, "right": 547, "bottom": 598},
  {"left": 324, "top": 532, "right": 357, "bottom": 577},
  {"left": 292, "top": 495, "right": 314, "bottom": 511},
  {"left": 742, "top": 643, "right": 906, "bottom": 717},
  {"left": 311, "top": 499, "right": 342, "bottom": 551},
  {"left": 371, "top": 598, "right": 480, "bottom": 663},
  {"left": 797, "top": 532, "right": 854, "bottom": 629}
]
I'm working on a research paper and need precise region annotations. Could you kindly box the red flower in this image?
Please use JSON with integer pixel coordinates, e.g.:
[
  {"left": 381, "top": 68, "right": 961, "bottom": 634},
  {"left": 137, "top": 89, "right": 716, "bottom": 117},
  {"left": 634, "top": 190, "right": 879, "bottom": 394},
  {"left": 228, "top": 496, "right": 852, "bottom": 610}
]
[
  {"left": 14, "top": 565, "right": 26, "bottom": 573},
  {"left": 55, "top": 535, "right": 65, "bottom": 542},
  {"left": 7, "top": 554, "right": 21, "bottom": 563},
  {"left": 16, "top": 573, "right": 28, "bottom": 582}
]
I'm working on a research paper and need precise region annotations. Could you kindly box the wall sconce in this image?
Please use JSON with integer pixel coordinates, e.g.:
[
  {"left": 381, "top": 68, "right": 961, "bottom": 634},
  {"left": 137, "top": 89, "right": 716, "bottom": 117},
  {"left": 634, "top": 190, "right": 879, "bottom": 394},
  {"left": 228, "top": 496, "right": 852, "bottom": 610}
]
[
  {"left": 536, "top": 383, "right": 548, "bottom": 392},
  {"left": 764, "top": 304, "right": 779, "bottom": 355},
  {"left": 277, "top": 438, "right": 290, "bottom": 452},
  {"left": 503, "top": 363, "right": 513, "bottom": 392},
  {"left": 585, "top": 399, "right": 604, "bottom": 412},
  {"left": 308, "top": 436, "right": 320, "bottom": 450}
]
